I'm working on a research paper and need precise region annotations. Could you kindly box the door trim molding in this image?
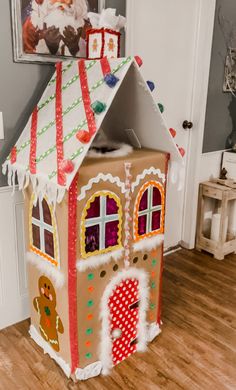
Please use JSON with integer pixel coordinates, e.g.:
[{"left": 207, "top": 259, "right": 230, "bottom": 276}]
[
  {"left": 181, "top": 0, "right": 216, "bottom": 249},
  {"left": 126, "top": 0, "right": 217, "bottom": 249}
]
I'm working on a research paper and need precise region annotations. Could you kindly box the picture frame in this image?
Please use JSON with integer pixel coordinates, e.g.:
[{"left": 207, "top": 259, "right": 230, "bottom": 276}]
[
  {"left": 223, "top": 48, "right": 236, "bottom": 93},
  {"left": 11, "top": 0, "right": 103, "bottom": 64}
]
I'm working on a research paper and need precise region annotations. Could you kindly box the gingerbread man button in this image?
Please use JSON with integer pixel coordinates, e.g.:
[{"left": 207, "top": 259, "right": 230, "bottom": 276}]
[{"left": 33, "top": 276, "right": 64, "bottom": 352}]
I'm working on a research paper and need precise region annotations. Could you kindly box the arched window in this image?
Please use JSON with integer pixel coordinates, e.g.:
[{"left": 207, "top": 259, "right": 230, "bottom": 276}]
[
  {"left": 134, "top": 181, "right": 164, "bottom": 241},
  {"left": 29, "top": 195, "right": 60, "bottom": 267},
  {"left": 81, "top": 191, "right": 122, "bottom": 258}
]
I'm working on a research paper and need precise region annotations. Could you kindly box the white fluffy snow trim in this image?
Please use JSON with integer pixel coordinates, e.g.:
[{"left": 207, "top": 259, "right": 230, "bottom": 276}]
[
  {"left": 29, "top": 325, "right": 71, "bottom": 378},
  {"left": 133, "top": 234, "right": 164, "bottom": 252},
  {"left": 26, "top": 251, "right": 65, "bottom": 288},
  {"left": 131, "top": 167, "right": 166, "bottom": 192},
  {"left": 75, "top": 361, "right": 102, "bottom": 381},
  {"left": 147, "top": 322, "right": 161, "bottom": 342},
  {"left": 88, "top": 143, "right": 133, "bottom": 159},
  {"left": 78, "top": 173, "right": 126, "bottom": 201},
  {"left": 99, "top": 268, "right": 149, "bottom": 375},
  {"left": 77, "top": 248, "right": 124, "bottom": 272},
  {"left": 2, "top": 162, "right": 66, "bottom": 205}
]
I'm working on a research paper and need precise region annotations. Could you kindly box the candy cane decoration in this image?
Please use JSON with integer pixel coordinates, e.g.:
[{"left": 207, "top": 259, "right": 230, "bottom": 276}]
[{"left": 124, "top": 162, "right": 132, "bottom": 268}]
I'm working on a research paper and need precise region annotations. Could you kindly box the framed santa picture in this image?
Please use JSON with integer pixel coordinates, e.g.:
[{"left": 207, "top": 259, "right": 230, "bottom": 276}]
[{"left": 11, "top": 0, "right": 103, "bottom": 63}]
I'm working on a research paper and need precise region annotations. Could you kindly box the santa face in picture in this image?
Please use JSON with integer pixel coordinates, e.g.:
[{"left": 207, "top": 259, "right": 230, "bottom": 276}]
[{"left": 23, "top": 0, "right": 89, "bottom": 56}]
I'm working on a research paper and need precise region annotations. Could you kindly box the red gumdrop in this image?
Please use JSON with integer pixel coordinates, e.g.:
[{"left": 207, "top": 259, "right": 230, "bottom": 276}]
[
  {"left": 169, "top": 128, "right": 177, "bottom": 138},
  {"left": 10, "top": 146, "right": 17, "bottom": 164},
  {"left": 60, "top": 159, "right": 74, "bottom": 174},
  {"left": 134, "top": 55, "right": 143, "bottom": 67},
  {"left": 178, "top": 147, "right": 186, "bottom": 157},
  {"left": 76, "top": 130, "right": 92, "bottom": 144}
]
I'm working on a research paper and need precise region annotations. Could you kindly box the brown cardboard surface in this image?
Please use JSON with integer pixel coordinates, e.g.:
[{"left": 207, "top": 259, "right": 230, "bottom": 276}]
[
  {"left": 25, "top": 148, "right": 168, "bottom": 374},
  {"left": 25, "top": 186, "right": 71, "bottom": 368},
  {"left": 76, "top": 149, "right": 167, "bottom": 368}
]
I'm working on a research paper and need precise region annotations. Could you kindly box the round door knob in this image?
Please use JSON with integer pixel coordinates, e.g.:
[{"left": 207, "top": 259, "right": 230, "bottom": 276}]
[{"left": 182, "top": 120, "right": 193, "bottom": 129}]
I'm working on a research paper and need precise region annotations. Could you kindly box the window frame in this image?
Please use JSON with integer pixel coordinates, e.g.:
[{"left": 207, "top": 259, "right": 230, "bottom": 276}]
[
  {"left": 29, "top": 194, "right": 60, "bottom": 268},
  {"left": 81, "top": 191, "right": 123, "bottom": 259},
  {"left": 134, "top": 181, "right": 165, "bottom": 241}
]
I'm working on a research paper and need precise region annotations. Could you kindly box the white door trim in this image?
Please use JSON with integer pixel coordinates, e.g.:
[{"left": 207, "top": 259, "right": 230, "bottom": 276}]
[
  {"left": 126, "top": 0, "right": 216, "bottom": 249},
  {"left": 181, "top": 0, "right": 216, "bottom": 249},
  {"left": 0, "top": 186, "right": 29, "bottom": 329}
]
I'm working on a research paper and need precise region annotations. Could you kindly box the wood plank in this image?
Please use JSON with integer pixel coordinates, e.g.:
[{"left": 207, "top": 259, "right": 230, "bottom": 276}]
[{"left": 0, "top": 249, "right": 236, "bottom": 389}]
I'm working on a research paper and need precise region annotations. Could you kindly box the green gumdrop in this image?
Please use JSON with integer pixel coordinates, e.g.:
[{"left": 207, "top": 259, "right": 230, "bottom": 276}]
[
  {"left": 158, "top": 103, "right": 164, "bottom": 113},
  {"left": 91, "top": 101, "right": 106, "bottom": 114}
]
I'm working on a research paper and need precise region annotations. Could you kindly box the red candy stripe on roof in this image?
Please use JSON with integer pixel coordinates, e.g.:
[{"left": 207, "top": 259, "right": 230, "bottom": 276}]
[
  {"left": 78, "top": 60, "right": 97, "bottom": 138},
  {"left": 55, "top": 62, "right": 66, "bottom": 186},
  {"left": 100, "top": 57, "right": 111, "bottom": 76}
]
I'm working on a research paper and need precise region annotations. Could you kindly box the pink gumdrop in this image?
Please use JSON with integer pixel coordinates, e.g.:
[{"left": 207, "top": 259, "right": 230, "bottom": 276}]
[
  {"left": 169, "top": 128, "right": 177, "bottom": 138},
  {"left": 76, "top": 130, "right": 92, "bottom": 144},
  {"left": 178, "top": 147, "right": 186, "bottom": 157},
  {"left": 60, "top": 159, "right": 75, "bottom": 174},
  {"left": 134, "top": 55, "right": 143, "bottom": 67}
]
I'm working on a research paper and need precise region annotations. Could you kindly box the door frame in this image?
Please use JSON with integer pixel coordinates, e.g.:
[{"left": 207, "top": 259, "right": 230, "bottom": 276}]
[
  {"left": 99, "top": 267, "right": 149, "bottom": 374},
  {"left": 126, "top": 0, "right": 216, "bottom": 249}
]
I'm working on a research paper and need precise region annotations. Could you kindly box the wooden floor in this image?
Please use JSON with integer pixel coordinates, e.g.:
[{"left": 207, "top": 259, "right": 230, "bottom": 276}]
[{"left": 0, "top": 249, "right": 236, "bottom": 390}]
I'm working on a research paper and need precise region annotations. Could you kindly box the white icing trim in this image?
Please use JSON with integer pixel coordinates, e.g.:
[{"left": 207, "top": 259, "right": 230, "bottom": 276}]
[
  {"left": 133, "top": 234, "right": 164, "bottom": 252},
  {"left": 2, "top": 162, "right": 65, "bottom": 204},
  {"left": 78, "top": 173, "right": 126, "bottom": 201},
  {"left": 75, "top": 361, "right": 103, "bottom": 381},
  {"left": 99, "top": 268, "right": 149, "bottom": 375},
  {"left": 26, "top": 251, "right": 65, "bottom": 288},
  {"left": 29, "top": 325, "right": 71, "bottom": 378},
  {"left": 147, "top": 322, "right": 161, "bottom": 342},
  {"left": 88, "top": 143, "right": 133, "bottom": 158},
  {"left": 77, "top": 248, "right": 124, "bottom": 272},
  {"left": 131, "top": 167, "right": 166, "bottom": 192}
]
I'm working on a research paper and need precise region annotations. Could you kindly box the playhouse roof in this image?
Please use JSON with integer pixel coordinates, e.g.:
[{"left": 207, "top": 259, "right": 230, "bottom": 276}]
[{"left": 2, "top": 56, "right": 182, "bottom": 203}]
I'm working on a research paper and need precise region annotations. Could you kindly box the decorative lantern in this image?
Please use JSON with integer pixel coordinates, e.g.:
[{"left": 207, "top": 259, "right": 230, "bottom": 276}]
[{"left": 86, "top": 28, "right": 121, "bottom": 59}]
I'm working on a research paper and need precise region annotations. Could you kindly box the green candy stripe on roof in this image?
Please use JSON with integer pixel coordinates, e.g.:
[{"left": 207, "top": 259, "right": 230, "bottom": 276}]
[
  {"left": 38, "top": 60, "right": 97, "bottom": 111},
  {"left": 6, "top": 57, "right": 132, "bottom": 162}
]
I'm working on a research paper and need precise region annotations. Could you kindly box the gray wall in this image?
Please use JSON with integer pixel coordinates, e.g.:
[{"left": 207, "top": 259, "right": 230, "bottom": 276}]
[
  {"left": 0, "top": 2, "right": 54, "bottom": 186},
  {"left": 203, "top": 0, "right": 236, "bottom": 153}
]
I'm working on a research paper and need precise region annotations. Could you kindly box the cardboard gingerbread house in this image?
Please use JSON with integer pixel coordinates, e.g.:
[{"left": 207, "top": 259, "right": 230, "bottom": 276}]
[{"left": 2, "top": 56, "right": 182, "bottom": 381}]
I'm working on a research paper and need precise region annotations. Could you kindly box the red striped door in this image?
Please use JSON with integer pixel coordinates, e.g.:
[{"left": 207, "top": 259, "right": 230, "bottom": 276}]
[{"left": 108, "top": 278, "right": 140, "bottom": 366}]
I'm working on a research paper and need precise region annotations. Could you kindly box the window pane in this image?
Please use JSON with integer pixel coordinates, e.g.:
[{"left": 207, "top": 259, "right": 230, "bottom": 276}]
[
  {"left": 105, "top": 221, "right": 119, "bottom": 248},
  {"left": 42, "top": 199, "right": 52, "bottom": 225},
  {"left": 152, "top": 210, "right": 161, "bottom": 231},
  {"left": 138, "top": 215, "right": 147, "bottom": 236},
  {"left": 32, "top": 224, "right": 40, "bottom": 249},
  {"left": 139, "top": 190, "right": 148, "bottom": 211},
  {"left": 85, "top": 225, "right": 100, "bottom": 252},
  {"left": 86, "top": 197, "right": 100, "bottom": 219},
  {"left": 106, "top": 196, "right": 118, "bottom": 215},
  {"left": 44, "top": 230, "right": 54, "bottom": 258},
  {"left": 153, "top": 187, "right": 162, "bottom": 207},
  {"left": 32, "top": 200, "right": 40, "bottom": 220}
]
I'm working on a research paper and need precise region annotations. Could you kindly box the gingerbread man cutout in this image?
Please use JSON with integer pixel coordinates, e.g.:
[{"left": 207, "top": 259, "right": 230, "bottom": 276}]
[{"left": 33, "top": 276, "right": 64, "bottom": 352}]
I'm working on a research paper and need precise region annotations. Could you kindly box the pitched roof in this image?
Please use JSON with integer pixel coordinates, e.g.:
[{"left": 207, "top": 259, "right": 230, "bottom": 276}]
[{"left": 2, "top": 56, "right": 182, "bottom": 203}]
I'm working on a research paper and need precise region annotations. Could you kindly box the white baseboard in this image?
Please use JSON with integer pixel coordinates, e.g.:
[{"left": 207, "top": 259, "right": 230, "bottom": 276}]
[{"left": 0, "top": 186, "right": 29, "bottom": 329}]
